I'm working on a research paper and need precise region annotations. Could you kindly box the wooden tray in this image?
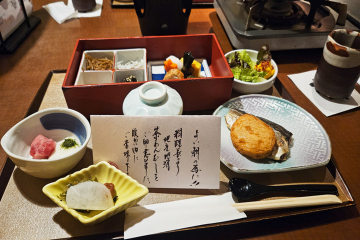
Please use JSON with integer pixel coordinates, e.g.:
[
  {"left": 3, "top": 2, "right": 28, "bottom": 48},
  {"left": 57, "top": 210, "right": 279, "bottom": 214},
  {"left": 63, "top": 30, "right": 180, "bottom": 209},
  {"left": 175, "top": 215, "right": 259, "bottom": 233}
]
[
  {"left": 110, "top": 0, "right": 214, "bottom": 8},
  {"left": 0, "top": 71, "right": 356, "bottom": 239}
]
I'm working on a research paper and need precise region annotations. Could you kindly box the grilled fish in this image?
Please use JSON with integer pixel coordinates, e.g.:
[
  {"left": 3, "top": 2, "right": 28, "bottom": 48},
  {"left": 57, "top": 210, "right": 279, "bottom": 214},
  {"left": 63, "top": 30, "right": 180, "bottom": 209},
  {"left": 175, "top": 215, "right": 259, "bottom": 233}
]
[{"left": 225, "top": 108, "right": 292, "bottom": 161}]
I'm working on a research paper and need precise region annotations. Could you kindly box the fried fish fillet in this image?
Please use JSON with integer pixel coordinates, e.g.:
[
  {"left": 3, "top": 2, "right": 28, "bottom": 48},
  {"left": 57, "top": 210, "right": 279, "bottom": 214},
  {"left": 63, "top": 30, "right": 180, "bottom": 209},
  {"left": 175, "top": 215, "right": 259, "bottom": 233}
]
[
  {"left": 226, "top": 108, "right": 292, "bottom": 161},
  {"left": 230, "top": 114, "right": 276, "bottom": 159}
]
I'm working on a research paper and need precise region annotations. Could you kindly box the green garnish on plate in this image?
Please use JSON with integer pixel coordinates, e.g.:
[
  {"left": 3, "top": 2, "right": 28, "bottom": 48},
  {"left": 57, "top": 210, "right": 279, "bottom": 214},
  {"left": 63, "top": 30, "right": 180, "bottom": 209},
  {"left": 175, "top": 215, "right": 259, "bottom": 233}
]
[{"left": 61, "top": 138, "right": 79, "bottom": 149}]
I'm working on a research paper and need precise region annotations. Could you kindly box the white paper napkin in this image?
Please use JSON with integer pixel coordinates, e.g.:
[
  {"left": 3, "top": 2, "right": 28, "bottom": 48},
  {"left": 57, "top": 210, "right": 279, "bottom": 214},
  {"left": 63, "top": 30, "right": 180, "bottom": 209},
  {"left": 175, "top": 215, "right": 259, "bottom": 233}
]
[
  {"left": 43, "top": 0, "right": 103, "bottom": 24},
  {"left": 288, "top": 70, "right": 360, "bottom": 117},
  {"left": 124, "top": 192, "right": 246, "bottom": 239},
  {"left": 43, "top": 2, "right": 78, "bottom": 24}
]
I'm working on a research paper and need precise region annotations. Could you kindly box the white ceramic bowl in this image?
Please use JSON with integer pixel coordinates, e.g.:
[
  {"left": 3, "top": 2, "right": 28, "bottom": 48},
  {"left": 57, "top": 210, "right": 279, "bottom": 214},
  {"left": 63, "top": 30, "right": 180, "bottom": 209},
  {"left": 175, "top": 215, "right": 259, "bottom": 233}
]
[
  {"left": 123, "top": 81, "right": 183, "bottom": 115},
  {"left": 1, "top": 108, "right": 91, "bottom": 178},
  {"left": 225, "top": 49, "right": 278, "bottom": 94}
]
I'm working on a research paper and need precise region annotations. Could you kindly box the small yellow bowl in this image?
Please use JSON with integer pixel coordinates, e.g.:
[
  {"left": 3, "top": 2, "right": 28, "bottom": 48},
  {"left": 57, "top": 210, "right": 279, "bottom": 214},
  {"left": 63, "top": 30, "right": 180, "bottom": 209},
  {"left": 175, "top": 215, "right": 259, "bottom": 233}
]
[{"left": 42, "top": 161, "right": 149, "bottom": 225}]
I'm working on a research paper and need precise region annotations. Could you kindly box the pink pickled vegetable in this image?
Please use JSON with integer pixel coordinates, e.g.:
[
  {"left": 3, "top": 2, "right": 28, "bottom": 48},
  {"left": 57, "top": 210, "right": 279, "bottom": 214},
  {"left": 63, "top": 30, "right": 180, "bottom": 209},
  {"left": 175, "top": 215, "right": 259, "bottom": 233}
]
[{"left": 30, "top": 135, "right": 56, "bottom": 159}]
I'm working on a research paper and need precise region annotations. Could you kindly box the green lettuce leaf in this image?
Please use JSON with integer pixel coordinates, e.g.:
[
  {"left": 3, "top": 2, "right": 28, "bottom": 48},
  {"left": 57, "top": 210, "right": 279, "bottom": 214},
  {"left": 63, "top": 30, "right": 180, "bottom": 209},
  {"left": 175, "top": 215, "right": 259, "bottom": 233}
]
[
  {"left": 231, "top": 67, "right": 266, "bottom": 82},
  {"left": 236, "top": 50, "right": 256, "bottom": 69}
]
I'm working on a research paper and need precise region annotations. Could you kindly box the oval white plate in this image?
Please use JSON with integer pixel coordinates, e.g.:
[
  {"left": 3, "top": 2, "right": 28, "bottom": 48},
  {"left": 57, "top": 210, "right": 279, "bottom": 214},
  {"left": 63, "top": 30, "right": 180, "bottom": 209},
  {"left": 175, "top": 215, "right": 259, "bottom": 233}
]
[{"left": 213, "top": 95, "right": 331, "bottom": 173}]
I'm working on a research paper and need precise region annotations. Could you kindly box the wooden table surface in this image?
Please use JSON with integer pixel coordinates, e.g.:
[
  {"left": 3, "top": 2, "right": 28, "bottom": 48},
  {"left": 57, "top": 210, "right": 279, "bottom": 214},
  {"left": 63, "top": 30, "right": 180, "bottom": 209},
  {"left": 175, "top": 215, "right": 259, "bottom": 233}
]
[{"left": 0, "top": 1, "right": 359, "bottom": 239}]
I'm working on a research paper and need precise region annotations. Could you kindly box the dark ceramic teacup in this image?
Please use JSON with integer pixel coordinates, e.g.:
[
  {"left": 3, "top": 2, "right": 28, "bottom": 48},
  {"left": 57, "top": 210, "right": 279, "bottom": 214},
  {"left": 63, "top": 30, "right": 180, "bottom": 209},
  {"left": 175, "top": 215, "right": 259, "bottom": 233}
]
[
  {"left": 313, "top": 29, "right": 360, "bottom": 99},
  {"left": 72, "top": 0, "right": 96, "bottom": 12}
]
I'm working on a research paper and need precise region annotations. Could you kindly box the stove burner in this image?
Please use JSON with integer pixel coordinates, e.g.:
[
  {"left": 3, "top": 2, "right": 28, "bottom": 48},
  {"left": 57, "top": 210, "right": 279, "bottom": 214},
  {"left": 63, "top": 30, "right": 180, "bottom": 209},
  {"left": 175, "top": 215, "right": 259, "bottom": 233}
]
[
  {"left": 244, "top": 0, "right": 347, "bottom": 30},
  {"left": 246, "top": 0, "right": 305, "bottom": 26},
  {"left": 214, "top": 0, "right": 352, "bottom": 50},
  {"left": 264, "top": 0, "right": 292, "bottom": 16}
]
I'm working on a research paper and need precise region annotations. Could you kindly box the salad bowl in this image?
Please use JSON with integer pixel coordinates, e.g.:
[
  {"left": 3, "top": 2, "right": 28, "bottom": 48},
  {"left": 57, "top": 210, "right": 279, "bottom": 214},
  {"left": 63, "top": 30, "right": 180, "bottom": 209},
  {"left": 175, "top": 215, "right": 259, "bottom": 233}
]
[{"left": 225, "top": 49, "right": 278, "bottom": 94}]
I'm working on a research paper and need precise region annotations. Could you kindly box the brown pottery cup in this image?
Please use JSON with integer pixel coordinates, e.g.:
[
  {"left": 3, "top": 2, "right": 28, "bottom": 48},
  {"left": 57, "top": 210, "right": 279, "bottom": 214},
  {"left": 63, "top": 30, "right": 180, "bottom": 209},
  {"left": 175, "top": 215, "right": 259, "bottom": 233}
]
[
  {"left": 72, "top": 0, "right": 96, "bottom": 12},
  {"left": 313, "top": 29, "right": 360, "bottom": 99}
]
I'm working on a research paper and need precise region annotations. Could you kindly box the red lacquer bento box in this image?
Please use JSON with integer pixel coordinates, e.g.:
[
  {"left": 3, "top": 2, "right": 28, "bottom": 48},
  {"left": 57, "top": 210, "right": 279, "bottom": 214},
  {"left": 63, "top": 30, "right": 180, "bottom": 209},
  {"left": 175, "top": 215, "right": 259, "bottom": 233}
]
[{"left": 62, "top": 34, "right": 234, "bottom": 118}]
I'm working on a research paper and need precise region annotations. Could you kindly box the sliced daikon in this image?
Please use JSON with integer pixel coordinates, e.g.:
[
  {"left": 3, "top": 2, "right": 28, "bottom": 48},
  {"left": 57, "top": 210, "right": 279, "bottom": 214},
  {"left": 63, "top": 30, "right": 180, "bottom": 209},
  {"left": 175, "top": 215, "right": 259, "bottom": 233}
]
[{"left": 66, "top": 181, "right": 114, "bottom": 210}]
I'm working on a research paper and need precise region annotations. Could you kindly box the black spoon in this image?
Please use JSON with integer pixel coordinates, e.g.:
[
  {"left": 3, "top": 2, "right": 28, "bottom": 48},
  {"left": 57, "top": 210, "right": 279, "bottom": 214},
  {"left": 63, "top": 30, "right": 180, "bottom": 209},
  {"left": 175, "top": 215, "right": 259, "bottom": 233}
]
[{"left": 229, "top": 178, "right": 338, "bottom": 201}]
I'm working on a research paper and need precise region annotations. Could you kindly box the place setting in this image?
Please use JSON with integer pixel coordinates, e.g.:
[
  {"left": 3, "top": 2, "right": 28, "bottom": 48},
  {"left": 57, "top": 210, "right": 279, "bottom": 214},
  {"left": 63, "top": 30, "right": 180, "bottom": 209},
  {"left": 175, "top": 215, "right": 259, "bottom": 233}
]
[
  {"left": 1, "top": 0, "right": 359, "bottom": 238},
  {"left": 0, "top": 35, "right": 355, "bottom": 239}
]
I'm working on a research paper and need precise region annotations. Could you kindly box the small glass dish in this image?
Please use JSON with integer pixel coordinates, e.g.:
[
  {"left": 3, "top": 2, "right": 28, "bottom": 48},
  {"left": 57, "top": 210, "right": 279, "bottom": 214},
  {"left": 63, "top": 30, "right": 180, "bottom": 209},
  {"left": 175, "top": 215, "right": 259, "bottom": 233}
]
[{"left": 42, "top": 161, "right": 149, "bottom": 225}]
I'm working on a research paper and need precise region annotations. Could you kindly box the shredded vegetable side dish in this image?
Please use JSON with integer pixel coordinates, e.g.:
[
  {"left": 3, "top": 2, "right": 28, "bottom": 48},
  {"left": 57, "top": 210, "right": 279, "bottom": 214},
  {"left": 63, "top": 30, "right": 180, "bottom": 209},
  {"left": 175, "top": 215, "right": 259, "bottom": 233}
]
[{"left": 85, "top": 54, "right": 113, "bottom": 70}]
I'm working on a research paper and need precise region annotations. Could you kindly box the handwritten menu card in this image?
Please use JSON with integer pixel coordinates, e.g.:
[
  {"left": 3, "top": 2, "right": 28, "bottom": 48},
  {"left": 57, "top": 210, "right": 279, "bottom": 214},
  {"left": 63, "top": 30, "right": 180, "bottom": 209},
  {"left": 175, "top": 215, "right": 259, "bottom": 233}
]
[{"left": 91, "top": 115, "right": 221, "bottom": 189}]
